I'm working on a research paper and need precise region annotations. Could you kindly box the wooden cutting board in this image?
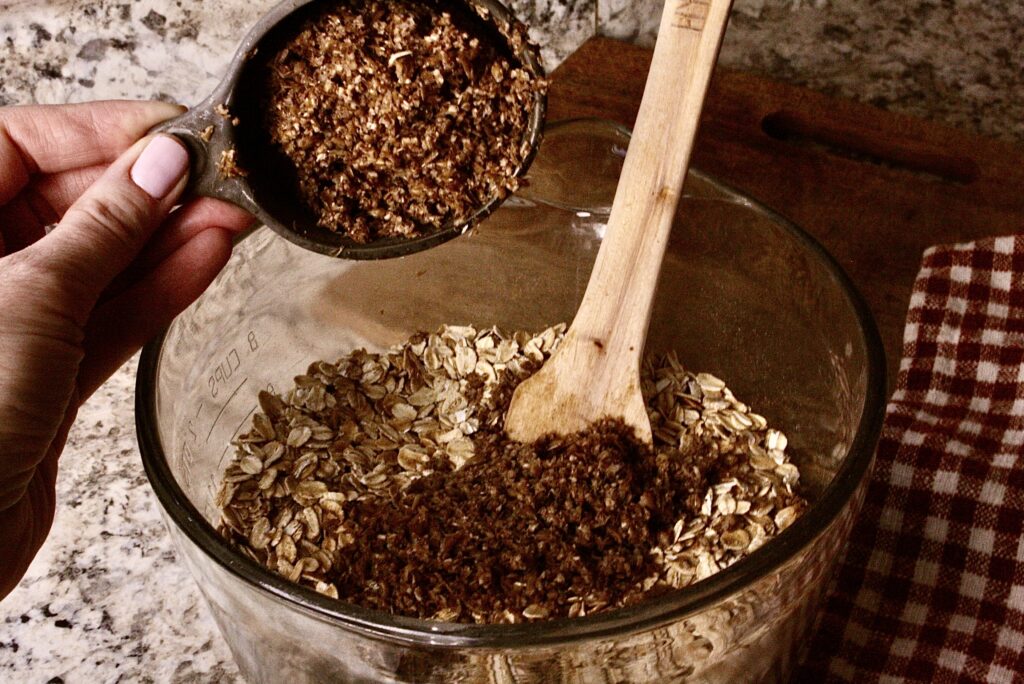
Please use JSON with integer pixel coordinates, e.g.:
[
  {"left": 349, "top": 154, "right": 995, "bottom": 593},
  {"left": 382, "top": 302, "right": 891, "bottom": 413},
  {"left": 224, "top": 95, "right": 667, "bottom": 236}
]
[{"left": 548, "top": 37, "right": 1024, "bottom": 389}]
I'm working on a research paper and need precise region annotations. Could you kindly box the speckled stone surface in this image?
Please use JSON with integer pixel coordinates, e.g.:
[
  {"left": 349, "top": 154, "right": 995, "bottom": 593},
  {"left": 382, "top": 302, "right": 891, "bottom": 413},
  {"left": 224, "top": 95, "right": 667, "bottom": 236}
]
[
  {"left": 601, "top": 0, "right": 1024, "bottom": 145},
  {"left": 0, "top": 0, "right": 1021, "bottom": 682},
  {"left": 0, "top": 356, "right": 244, "bottom": 683}
]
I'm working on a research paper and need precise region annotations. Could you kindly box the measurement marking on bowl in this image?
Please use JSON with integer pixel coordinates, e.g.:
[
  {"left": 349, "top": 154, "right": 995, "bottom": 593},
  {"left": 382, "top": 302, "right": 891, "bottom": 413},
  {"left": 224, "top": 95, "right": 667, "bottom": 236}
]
[
  {"left": 208, "top": 331, "right": 260, "bottom": 398},
  {"left": 216, "top": 404, "right": 260, "bottom": 473},
  {"left": 206, "top": 377, "right": 248, "bottom": 444},
  {"left": 232, "top": 405, "right": 258, "bottom": 439},
  {"left": 175, "top": 330, "right": 269, "bottom": 490}
]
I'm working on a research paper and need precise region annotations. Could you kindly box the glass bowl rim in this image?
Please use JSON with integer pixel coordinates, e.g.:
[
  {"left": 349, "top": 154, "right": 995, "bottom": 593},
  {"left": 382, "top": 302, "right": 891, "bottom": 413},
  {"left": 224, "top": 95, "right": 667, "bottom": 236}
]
[{"left": 135, "top": 167, "right": 886, "bottom": 650}]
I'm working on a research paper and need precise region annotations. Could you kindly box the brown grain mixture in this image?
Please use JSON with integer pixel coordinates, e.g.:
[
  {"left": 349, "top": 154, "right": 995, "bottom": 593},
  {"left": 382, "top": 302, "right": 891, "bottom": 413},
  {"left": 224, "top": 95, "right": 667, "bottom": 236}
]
[
  {"left": 217, "top": 325, "right": 808, "bottom": 624},
  {"left": 262, "top": 0, "right": 544, "bottom": 242},
  {"left": 335, "top": 419, "right": 707, "bottom": 621}
]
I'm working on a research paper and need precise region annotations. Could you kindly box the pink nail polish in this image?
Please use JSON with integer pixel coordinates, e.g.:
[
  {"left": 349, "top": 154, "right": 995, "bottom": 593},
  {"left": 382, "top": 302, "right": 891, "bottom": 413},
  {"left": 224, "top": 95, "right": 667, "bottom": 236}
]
[{"left": 130, "top": 135, "right": 190, "bottom": 199}]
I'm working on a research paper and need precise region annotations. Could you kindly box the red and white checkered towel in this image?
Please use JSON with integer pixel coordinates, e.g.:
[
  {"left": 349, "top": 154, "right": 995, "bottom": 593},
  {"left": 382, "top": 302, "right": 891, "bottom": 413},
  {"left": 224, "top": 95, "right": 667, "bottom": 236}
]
[{"left": 797, "top": 235, "right": 1024, "bottom": 682}]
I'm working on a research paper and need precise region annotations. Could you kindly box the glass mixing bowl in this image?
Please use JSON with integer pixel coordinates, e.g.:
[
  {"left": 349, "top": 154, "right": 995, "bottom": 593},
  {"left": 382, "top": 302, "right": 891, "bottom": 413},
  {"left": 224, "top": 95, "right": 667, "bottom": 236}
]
[{"left": 136, "top": 119, "right": 885, "bottom": 683}]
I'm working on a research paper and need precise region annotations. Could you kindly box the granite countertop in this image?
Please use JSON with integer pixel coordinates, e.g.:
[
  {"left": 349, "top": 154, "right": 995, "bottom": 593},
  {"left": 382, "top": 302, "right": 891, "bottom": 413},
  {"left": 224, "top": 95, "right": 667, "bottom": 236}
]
[{"left": 1, "top": 1, "right": 1021, "bottom": 682}]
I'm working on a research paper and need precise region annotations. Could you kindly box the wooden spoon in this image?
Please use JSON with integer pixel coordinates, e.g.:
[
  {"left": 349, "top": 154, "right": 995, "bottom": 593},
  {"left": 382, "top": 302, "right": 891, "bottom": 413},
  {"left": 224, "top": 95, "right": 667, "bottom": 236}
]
[{"left": 504, "top": 0, "right": 734, "bottom": 443}]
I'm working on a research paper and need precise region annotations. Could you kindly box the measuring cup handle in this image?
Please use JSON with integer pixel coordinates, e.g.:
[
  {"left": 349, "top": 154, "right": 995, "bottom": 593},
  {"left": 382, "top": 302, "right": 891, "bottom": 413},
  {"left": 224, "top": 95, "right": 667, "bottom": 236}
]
[{"left": 150, "top": 105, "right": 260, "bottom": 216}]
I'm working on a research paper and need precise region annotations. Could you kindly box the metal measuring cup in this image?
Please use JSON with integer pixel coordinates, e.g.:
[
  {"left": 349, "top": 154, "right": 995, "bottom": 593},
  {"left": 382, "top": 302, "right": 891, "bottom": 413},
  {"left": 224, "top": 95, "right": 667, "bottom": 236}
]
[{"left": 153, "top": 0, "right": 547, "bottom": 259}]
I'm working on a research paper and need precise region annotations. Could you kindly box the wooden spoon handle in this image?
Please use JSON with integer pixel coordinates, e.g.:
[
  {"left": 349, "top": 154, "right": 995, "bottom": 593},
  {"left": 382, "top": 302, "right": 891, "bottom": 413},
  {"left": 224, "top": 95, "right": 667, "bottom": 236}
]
[
  {"left": 573, "top": 0, "right": 733, "bottom": 361},
  {"left": 503, "top": 1, "right": 732, "bottom": 444}
]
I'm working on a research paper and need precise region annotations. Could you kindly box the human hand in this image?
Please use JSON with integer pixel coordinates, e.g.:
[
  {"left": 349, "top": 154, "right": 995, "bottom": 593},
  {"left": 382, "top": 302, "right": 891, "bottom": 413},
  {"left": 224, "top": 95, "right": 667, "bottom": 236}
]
[{"left": 0, "top": 101, "right": 254, "bottom": 598}]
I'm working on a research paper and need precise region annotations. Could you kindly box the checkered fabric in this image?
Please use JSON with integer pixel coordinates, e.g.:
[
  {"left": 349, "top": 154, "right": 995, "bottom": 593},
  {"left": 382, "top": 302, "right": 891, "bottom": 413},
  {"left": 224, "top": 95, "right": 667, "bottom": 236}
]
[{"left": 796, "top": 235, "right": 1024, "bottom": 682}]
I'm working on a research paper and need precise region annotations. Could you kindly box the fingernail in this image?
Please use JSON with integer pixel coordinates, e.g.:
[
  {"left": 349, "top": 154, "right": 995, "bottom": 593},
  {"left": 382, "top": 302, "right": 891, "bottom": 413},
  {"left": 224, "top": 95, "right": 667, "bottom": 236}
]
[{"left": 130, "top": 135, "right": 189, "bottom": 199}]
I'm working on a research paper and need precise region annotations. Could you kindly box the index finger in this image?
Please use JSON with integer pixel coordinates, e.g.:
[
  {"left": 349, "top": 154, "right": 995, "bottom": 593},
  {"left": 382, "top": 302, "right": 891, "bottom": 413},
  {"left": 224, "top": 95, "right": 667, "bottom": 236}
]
[{"left": 0, "top": 100, "right": 185, "bottom": 205}]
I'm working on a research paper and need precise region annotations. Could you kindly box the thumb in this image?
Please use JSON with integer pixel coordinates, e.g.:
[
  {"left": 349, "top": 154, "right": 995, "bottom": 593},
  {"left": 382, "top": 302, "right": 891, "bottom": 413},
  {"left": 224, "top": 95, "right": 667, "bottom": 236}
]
[{"left": 29, "top": 133, "right": 190, "bottom": 322}]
